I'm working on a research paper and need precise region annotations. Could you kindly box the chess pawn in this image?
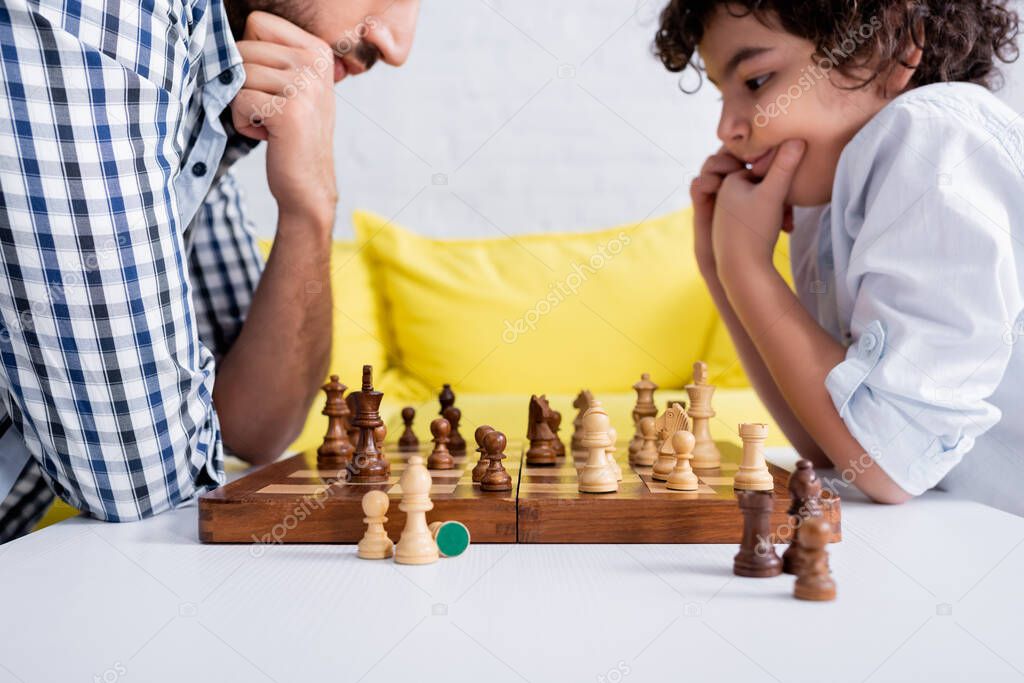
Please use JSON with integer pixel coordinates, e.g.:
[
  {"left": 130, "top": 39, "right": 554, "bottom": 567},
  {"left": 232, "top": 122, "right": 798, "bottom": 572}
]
[
  {"left": 634, "top": 416, "right": 659, "bottom": 467},
  {"left": 793, "top": 517, "right": 836, "bottom": 601},
  {"left": 394, "top": 454, "right": 439, "bottom": 565},
  {"left": 481, "top": 430, "right": 513, "bottom": 492},
  {"left": 734, "top": 490, "right": 783, "bottom": 577},
  {"left": 427, "top": 417, "right": 454, "bottom": 470},
  {"left": 438, "top": 383, "right": 455, "bottom": 414},
  {"left": 651, "top": 426, "right": 677, "bottom": 481},
  {"left": 666, "top": 430, "right": 699, "bottom": 491},
  {"left": 317, "top": 375, "right": 354, "bottom": 467},
  {"left": 442, "top": 406, "right": 467, "bottom": 456},
  {"left": 398, "top": 406, "right": 420, "bottom": 453},
  {"left": 471, "top": 425, "right": 495, "bottom": 482},
  {"left": 735, "top": 423, "right": 774, "bottom": 491},
  {"left": 686, "top": 361, "right": 721, "bottom": 469},
  {"left": 605, "top": 426, "right": 623, "bottom": 481},
  {"left": 357, "top": 490, "right": 394, "bottom": 560},
  {"left": 629, "top": 373, "right": 658, "bottom": 462},
  {"left": 578, "top": 402, "right": 618, "bottom": 494},
  {"left": 783, "top": 459, "right": 824, "bottom": 575},
  {"left": 548, "top": 410, "right": 566, "bottom": 458}
]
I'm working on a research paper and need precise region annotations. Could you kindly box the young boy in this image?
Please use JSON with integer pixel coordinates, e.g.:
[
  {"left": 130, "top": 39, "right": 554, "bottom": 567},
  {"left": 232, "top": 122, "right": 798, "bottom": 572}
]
[{"left": 655, "top": 2, "right": 1023, "bottom": 514}]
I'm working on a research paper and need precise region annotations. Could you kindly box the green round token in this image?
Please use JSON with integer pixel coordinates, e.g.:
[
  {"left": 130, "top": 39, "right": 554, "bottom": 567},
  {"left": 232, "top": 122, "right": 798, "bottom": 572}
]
[{"left": 435, "top": 521, "right": 471, "bottom": 558}]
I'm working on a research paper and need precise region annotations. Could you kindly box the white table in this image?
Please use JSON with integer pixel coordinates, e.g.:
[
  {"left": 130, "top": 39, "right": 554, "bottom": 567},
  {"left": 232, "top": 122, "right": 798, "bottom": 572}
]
[{"left": 1, "top": 467, "right": 1023, "bottom": 683}]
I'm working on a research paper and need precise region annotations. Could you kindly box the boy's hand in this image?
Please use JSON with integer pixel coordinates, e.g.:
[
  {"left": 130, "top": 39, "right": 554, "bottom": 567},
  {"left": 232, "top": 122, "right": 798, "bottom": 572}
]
[
  {"left": 690, "top": 147, "right": 746, "bottom": 277},
  {"left": 230, "top": 11, "right": 338, "bottom": 231},
  {"left": 712, "top": 139, "right": 806, "bottom": 274}
]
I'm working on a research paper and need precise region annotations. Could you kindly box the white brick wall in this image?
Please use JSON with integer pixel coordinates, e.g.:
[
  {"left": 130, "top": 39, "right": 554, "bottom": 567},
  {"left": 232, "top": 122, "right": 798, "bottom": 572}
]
[{"left": 231, "top": 0, "right": 1024, "bottom": 239}]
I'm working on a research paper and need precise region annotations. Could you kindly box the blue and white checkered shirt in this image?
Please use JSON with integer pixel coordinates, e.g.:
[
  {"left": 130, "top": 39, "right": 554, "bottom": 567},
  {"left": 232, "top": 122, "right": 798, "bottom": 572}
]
[{"left": 0, "top": 0, "right": 264, "bottom": 541}]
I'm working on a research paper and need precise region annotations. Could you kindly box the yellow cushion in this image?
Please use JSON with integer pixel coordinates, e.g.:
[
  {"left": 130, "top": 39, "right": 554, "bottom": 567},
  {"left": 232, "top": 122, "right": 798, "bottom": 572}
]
[
  {"left": 354, "top": 207, "right": 725, "bottom": 395},
  {"left": 258, "top": 239, "right": 390, "bottom": 453}
]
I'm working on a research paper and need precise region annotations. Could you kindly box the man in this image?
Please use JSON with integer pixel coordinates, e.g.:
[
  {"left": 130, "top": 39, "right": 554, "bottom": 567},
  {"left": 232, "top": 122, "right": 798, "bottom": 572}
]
[{"left": 0, "top": 0, "right": 420, "bottom": 541}]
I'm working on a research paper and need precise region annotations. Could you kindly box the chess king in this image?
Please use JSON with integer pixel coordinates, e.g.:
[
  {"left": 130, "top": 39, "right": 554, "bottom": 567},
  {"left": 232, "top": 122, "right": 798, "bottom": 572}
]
[{"left": 0, "top": 0, "right": 423, "bottom": 542}]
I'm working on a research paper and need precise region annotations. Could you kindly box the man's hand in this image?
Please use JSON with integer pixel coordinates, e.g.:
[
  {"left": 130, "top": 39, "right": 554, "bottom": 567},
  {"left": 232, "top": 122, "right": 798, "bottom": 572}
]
[
  {"left": 230, "top": 11, "right": 338, "bottom": 229},
  {"left": 690, "top": 147, "right": 745, "bottom": 278},
  {"left": 711, "top": 139, "right": 805, "bottom": 278}
]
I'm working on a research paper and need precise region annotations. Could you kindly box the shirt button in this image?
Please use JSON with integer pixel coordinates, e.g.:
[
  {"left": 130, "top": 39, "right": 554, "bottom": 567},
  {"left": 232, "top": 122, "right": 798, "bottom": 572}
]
[
  {"left": 219, "top": 71, "right": 234, "bottom": 85},
  {"left": 191, "top": 162, "right": 207, "bottom": 177},
  {"left": 860, "top": 333, "right": 878, "bottom": 353}
]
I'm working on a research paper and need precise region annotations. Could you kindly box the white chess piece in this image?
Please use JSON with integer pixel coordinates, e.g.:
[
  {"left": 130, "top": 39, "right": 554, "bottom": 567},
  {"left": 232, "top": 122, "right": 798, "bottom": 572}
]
[
  {"left": 734, "top": 423, "right": 774, "bottom": 491},
  {"left": 666, "top": 430, "right": 700, "bottom": 491},
  {"left": 605, "top": 426, "right": 623, "bottom": 482},
  {"left": 394, "top": 454, "right": 440, "bottom": 564},
  {"left": 578, "top": 402, "right": 618, "bottom": 493},
  {"left": 357, "top": 490, "right": 394, "bottom": 559},
  {"left": 652, "top": 425, "right": 677, "bottom": 481},
  {"left": 634, "top": 416, "right": 658, "bottom": 467},
  {"left": 686, "top": 361, "right": 722, "bottom": 469}
]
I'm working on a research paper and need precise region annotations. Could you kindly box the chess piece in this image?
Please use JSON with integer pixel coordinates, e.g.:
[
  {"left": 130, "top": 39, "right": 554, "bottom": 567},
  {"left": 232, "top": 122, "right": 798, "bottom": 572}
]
[
  {"left": 398, "top": 406, "right": 420, "bottom": 453},
  {"left": 438, "top": 383, "right": 455, "bottom": 414},
  {"left": 735, "top": 423, "right": 774, "bottom": 491},
  {"left": 394, "top": 453, "right": 439, "bottom": 565},
  {"left": 628, "top": 373, "right": 658, "bottom": 463},
  {"left": 427, "top": 417, "right": 454, "bottom": 470},
  {"left": 526, "top": 395, "right": 557, "bottom": 466},
  {"left": 317, "top": 375, "right": 354, "bottom": 467},
  {"left": 442, "top": 406, "right": 467, "bottom": 456},
  {"left": 571, "top": 390, "right": 593, "bottom": 453},
  {"left": 548, "top": 410, "right": 566, "bottom": 458},
  {"left": 651, "top": 418, "right": 680, "bottom": 481},
  {"left": 654, "top": 402, "right": 688, "bottom": 457},
  {"left": 686, "top": 361, "right": 721, "bottom": 469},
  {"left": 480, "top": 430, "right": 513, "bottom": 492},
  {"left": 734, "top": 490, "right": 782, "bottom": 577},
  {"left": 429, "top": 521, "right": 471, "bottom": 558},
  {"left": 357, "top": 490, "right": 394, "bottom": 560},
  {"left": 578, "top": 402, "right": 618, "bottom": 494},
  {"left": 634, "top": 416, "right": 659, "bottom": 467},
  {"left": 793, "top": 517, "right": 836, "bottom": 601},
  {"left": 665, "top": 430, "right": 699, "bottom": 491},
  {"left": 346, "top": 366, "right": 390, "bottom": 483},
  {"left": 471, "top": 425, "right": 495, "bottom": 482},
  {"left": 605, "top": 426, "right": 623, "bottom": 481},
  {"left": 783, "top": 459, "right": 824, "bottom": 575}
]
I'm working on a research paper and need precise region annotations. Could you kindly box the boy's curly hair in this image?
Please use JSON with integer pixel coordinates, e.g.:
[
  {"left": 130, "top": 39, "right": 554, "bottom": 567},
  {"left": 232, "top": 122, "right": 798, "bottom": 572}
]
[{"left": 654, "top": 1, "right": 1020, "bottom": 91}]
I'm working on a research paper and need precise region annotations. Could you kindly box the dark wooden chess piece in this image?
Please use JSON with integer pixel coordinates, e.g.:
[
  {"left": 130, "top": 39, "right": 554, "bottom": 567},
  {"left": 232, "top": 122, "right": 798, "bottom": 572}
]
[
  {"left": 317, "top": 375, "right": 354, "bottom": 468},
  {"left": 472, "top": 425, "right": 495, "bottom": 482},
  {"left": 525, "top": 395, "right": 556, "bottom": 466},
  {"left": 548, "top": 410, "right": 566, "bottom": 458},
  {"left": 442, "top": 406, "right": 467, "bottom": 456},
  {"left": 571, "top": 390, "right": 591, "bottom": 452},
  {"left": 346, "top": 365, "right": 390, "bottom": 483},
  {"left": 783, "top": 459, "right": 824, "bottom": 575},
  {"left": 427, "top": 417, "right": 454, "bottom": 470},
  {"left": 481, "top": 430, "right": 512, "bottom": 492},
  {"left": 733, "top": 490, "right": 782, "bottom": 577},
  {"left": 438, "top": 383, "right": 455, "bottom": 415},
  {"left": 793, "top": 517, "right": 836, "bottom": 601},
  {"left": 398, "top": 406, "right": 419, "bottom": 453}
]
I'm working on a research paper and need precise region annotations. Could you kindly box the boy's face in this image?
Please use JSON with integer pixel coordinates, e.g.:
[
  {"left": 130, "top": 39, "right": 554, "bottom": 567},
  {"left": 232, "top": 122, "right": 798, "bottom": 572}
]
[{"left": 700, "top": 7, "right": 891, "bottom": 206}]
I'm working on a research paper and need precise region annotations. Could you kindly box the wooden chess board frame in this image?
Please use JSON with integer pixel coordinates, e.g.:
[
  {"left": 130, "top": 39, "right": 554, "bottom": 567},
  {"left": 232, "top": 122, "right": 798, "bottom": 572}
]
[{"left": 199, "top": 440, "right": 841, "bottom": 545}]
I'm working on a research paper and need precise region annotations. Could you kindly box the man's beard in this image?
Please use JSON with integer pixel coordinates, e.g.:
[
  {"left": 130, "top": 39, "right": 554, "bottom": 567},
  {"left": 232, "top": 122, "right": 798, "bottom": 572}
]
[{"left": 224, "top": 0, "right": 380, "bottom": 71}]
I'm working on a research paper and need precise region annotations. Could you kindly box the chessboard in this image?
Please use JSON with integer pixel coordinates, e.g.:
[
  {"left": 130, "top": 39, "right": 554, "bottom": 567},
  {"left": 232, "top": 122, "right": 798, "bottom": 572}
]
[{"left": 198, "top": 363, "right": 842, "bottom": 545}]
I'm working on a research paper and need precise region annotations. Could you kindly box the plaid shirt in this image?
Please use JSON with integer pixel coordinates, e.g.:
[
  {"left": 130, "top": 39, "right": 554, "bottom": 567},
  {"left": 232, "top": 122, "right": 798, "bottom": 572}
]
[{"left": 0, "top": 0, "right": 264, "bottom": 541}]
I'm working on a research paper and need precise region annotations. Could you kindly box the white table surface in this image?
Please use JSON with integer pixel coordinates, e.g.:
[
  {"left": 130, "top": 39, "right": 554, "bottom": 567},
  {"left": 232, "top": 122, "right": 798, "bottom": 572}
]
[{"left": 2, "top": 459, "right": 1023, "bottom": 683}]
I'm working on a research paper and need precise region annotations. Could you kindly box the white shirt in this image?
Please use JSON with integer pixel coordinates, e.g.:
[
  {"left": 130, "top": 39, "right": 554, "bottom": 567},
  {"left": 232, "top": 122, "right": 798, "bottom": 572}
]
[{"left": 790, "top": 82, "right": 1024, "bottom": 516}]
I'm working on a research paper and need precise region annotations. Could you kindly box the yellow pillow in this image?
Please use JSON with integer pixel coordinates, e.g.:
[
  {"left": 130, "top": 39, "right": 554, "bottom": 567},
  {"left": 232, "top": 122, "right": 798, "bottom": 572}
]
[
  {"left": 258, "top": 239, "right": 390, "bottom": 452},
  {"left": 354, "top": 208, "right": 720, "bottom": 394}
]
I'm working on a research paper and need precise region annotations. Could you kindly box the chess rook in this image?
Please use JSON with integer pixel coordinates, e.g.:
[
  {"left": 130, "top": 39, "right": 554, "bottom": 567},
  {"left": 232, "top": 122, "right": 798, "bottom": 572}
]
[
  {"left": 735, "top": 423, "right": 773, "bottom": 491},
  {"left": 346, "top": 366, "right": 390, "bottom": 483},
  {"left": 734, "top": 490, "right": 783, "bottom": 577}
]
